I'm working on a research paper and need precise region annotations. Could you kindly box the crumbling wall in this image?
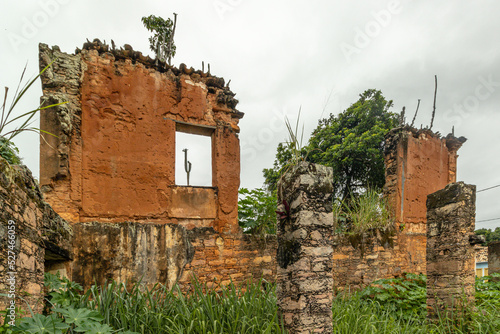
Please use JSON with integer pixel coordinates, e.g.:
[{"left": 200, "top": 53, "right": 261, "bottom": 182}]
[
  {"left": 474, "top": 245, "right": 488, "bottom": 263},
  {"left": 333, "top": 229, "right": 408, "bottom": 290},
  {"left": 39, "top": 40, "right": 275, "bottom": 290},
  {"left": 0, "top": 156, "right": 72, "bottom": 315},
  {"left": 332, "top": 127, "right": 466, "bottom": 289},
  {"left": 426, "top": 182, "right": 476, "bottom": 318},
  {"left": 72, "top": 223, "right": 276, "bottom": 291},
  {"left": 39, "top": 41, "right": 242, "bottom": 234},
  {"left": 180, "top": 230, "right": 277, "bottom": 289}
]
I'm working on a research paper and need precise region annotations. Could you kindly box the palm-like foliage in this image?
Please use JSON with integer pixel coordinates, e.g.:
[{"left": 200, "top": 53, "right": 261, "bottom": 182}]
[{"left": 0, "top": 61, "right": 65, "bottom": 164}]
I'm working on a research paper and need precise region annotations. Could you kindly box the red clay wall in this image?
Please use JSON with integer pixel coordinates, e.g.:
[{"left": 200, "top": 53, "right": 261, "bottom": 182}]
[
  {"left": 40, "top": 42, "right": 242, "bottom": 234},
  {"left": 332, "top": 127, "right": 466, "bottom": 289},
  {"left": 39, "top": 41, "right": 275, "bottom": 289}
]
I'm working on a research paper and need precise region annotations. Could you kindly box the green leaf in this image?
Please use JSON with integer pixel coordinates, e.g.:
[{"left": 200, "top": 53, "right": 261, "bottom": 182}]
[
  {"left": 55, "top": 307, "right": 103, "bottom": 326},
  {"left": 13, "top": 314, "right": 69, "bottom": 334}
]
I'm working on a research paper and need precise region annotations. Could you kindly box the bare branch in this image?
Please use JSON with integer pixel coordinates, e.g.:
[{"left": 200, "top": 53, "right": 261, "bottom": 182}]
[
  {"left": 410, "top": 99, "right": 420, "bottom": 127},
  {"left": 430, "top": 75, "right": 437, "bottom": 130},
  {"left": 167, "top": 13, "right": 178, "bottom": 66}
]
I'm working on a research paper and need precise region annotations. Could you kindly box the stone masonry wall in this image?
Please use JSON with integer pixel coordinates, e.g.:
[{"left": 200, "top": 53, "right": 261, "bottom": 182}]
[
  {"left": 426, "top": 182, "right": 476, "bottom": 318},
  {"left": 332, "top": 127, "right": 466, "bottom": 289},
  {"left": 72, "top": 222, "right": 277, "bottom": 291},
  {"left": 277, "top": 162, "right": 334, "bottom": 334},
  {"left": 180, "top": 230, "right": 277, "bottom": 290},
  {"left": 0, "top": 156, "right": 72, "bottom": 316},
  {"left": 474, "top": 245, "right": 488, "bottom": 263}
]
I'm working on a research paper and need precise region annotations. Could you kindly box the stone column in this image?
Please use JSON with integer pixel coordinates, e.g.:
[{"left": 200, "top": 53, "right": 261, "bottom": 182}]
[
  {"left": 276, "top": 162, "right": 333, "bottom": 334},
  {"left": 426, "top": 182, "right": 476, "bottom": 319},
  {"left": 488, "top": 241, "right": 500, "bottom": 276}
]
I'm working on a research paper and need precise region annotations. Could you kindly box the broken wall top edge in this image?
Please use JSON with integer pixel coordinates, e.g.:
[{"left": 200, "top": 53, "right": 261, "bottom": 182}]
[{"left": 39, "top": 40, "right": 243, "bottom": 118}]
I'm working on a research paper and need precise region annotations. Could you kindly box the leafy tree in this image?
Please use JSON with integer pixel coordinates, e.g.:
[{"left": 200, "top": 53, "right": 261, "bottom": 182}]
[
  {"left": 141, "top": 14, "right": 177, "bottom": 65},
  {"left": 238, "top": 187, "right": 277, "bottom": 235},
  {"left": 475, "top": 227, "right": 500, "bottom": 245},
  {"left": 263, "top": 89, "right": 398, "bottom": 200}
]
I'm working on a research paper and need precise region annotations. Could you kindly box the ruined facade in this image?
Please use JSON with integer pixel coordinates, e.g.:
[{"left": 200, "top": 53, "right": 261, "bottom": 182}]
[
  {"left": 332, "top": 127, "right": 466, "bottom": 289},
  {"left": 31, "top": 38, "right": 477, "bottom": 307},
  {"left": 38, "top": 41, "right": 275, "bottom": 289},
  {"left": 0, "top": 156, "right": 72, "bottom": 314}
]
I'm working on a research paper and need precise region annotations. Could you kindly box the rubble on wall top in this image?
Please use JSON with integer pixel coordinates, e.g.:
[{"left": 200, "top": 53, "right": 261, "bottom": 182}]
[
  {"left": 386, "top": 125, "right": 467, "bottom": 151},
  {"left": 71, "top": 38, "right": 240, "bottom": 114}
]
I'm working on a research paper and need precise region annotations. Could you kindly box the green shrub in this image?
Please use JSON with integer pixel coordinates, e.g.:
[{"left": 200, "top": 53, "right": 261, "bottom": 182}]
[
  {"left": 10, "top": 272, "right": 137, "bottom": 334},
  {"left": 359, "top": 273, "right": 427, "bottom": 321},
  {"left": 475, "top": 272, "right": 500, "bottom": 307},
  {"left": 238, "top": 187, "right": 278, "bottom": 235}
]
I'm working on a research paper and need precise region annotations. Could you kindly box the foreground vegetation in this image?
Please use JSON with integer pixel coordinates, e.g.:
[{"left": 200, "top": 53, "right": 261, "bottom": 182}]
[{"left": 2, "top": 273, "right": 500, "bottom": 333}]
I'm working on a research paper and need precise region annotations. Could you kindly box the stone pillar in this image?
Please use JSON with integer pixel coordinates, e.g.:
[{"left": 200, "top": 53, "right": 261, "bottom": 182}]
[
  {"left": 488, "top": 241, "right": 500, "bottom": 276},
  {"left": 276, "top": 162, "right": 333, "bottom": 334},
  {"left": 426, "top": 182, "right": 476, "bottom": 318}
]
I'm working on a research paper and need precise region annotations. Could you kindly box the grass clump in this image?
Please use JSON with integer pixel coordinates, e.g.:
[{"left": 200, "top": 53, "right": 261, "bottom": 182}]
[{"left": 334, "top": 188, "right": 394, "bottom": 235}]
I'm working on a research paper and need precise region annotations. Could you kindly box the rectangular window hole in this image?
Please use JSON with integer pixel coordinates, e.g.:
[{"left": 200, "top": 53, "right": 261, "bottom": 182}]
[{"left": 175, "top": 128, "right": 212, "bottom": 187}]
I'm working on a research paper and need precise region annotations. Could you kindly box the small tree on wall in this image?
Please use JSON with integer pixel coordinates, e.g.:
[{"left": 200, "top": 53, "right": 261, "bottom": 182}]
[{"left": 141, "top": 14, "right": 178, "bottom": 65}]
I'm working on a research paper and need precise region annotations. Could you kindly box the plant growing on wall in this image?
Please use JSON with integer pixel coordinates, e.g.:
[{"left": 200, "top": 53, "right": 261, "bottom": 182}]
[
  {"left": 141, "top": 14, "right": 177, "bottom": 65},
  {"left": 0, "top": 62, "right": 63, "bottom": 165},
  {"left": 333, "top": 188, "right": 394, "bottom": 235}
]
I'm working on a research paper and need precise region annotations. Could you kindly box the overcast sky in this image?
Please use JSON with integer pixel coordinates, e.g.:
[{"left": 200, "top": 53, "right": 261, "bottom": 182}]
[{"left": 1, "top": 0, "right": 499, "bottom": 229}]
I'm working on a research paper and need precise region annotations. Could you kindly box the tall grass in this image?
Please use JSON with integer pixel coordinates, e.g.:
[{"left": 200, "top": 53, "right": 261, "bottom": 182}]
[
  {"left": 332, "top": 273, "right": 500, "bottom": 334},
  {"left": 76, "top": 278, "right": 285, "bottom": 334},
  {"left": 9, "top": 273, "right": 500, "bottom": 333}
]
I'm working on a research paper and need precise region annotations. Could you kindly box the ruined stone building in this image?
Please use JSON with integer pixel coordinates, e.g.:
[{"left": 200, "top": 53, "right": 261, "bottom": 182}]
[
  {"left": 0, "top": 39, "right": 481, "bottom": 316},
  {"left": 37, "top": 40, "right": 276, "bottom": 291},
  {"left": 332, "top": 127, "right": 467, "bottom": 289}
]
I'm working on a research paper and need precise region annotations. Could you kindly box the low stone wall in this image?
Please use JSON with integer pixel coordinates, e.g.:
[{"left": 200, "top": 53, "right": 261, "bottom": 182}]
[
  {"left": 0, "top": 157, "right": 72, "bottom": 315},
  {"left": 332, "top": 228, "right": 426, "bottom": 290},
  {"left": 180, "top": 229, "right": 276, "bottom": 289}
]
